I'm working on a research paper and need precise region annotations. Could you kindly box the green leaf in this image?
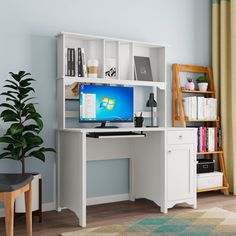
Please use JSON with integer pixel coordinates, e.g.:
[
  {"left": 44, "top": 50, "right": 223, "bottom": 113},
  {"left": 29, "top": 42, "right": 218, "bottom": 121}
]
[
  {"left": 9, "top": 72, "right": 21, "bottom": 81},
  {"left": 5, "top": 79, "right": 18, "bottom": 87},
  {"left": 0, "top": 103, "right": 16, "bottom": 111},
  {"left": 28, "top": 151, "right": 45, "bottom": 162},
  {"left": 0, "top": 136, "right": 14, "bottom": 144},
  {"left": 0, "top": 110, "right": 19, "bottom": 122},
  {"left": 39, "top": 147, "right": 55, "bottom": 153},
  {"left": 35, "top": 118, "right": 43, "bottom": 130},
  {"left": 11, "top": 147, "right": 21, "bottom": 160},
  {"left": 22, "top": 97, "right": 36, "bottom": 103},
  {"left": 23, "top": 124, "right": 40, "bottom": 133},
  {"left": 19, "top": 71, "right": 31, "bottom": 78},
  {"left": 20, "top": 80, "right": 31, "bottom": 87},
  {"left": 0, "top": 152, "right": 11, "bottom": 159},
  {"left": 4, "top": 144, "right": 14, "bottom": 151},
  {"left": 1, "top": 92, "right": 17, "bottom": 100},
  {"left": 3, "top": 84, "right": 18, "bottom": 90},
  {"left": 10, "top": 123, "right": 24, "bottom": 135},
  {"left": 15, "top": 136, "right": 26, "bottom": 147}
]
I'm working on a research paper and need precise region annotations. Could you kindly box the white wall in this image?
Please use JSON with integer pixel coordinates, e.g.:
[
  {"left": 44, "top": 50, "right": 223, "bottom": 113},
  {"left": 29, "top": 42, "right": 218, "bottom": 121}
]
[{"left": 0, "top": 0, "right": 211, "bottom": 204}]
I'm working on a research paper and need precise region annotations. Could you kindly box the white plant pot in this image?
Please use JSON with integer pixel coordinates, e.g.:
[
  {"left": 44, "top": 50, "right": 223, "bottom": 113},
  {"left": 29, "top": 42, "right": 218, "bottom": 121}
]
[
  {"left": 15, "top": 173, "right": 41, "bottom": 213},
  {"left": 198, "top": 83, "right": 208, "bottom": 91}
]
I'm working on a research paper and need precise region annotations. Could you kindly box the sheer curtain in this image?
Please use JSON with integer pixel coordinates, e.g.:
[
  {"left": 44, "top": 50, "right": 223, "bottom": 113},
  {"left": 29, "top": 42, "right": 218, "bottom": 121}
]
[{"left": 212, "top": 0, "right": 236, "bottom": 194}]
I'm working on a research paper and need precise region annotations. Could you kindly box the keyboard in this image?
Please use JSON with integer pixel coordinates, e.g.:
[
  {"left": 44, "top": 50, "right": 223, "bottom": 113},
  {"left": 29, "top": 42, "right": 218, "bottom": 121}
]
[{"left": 87, "top": 131, "right": 145, "bottom": 138}]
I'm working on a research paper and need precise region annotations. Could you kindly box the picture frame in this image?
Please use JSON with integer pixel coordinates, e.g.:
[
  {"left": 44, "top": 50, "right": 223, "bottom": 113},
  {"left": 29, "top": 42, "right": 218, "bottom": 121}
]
[{"left": 134, "top": 56, "right": 153, "bottom": 81}]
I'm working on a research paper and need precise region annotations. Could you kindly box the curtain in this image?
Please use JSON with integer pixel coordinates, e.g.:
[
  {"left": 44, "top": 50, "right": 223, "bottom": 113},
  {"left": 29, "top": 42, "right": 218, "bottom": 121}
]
[{"left": 212, "top": 0, "right": 236, "bottom": 194}]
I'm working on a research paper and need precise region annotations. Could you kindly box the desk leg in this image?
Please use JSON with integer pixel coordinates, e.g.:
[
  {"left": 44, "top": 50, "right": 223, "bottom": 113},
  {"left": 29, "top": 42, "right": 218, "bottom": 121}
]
[{"left": 79, "top": 132, "right": 87, "bottom": 227}]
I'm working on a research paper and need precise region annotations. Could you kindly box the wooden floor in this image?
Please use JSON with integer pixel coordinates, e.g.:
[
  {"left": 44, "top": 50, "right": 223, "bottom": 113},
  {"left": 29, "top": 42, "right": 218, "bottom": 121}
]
[{"left": 1, "top": 192, "right": 236, "bottom": 236}]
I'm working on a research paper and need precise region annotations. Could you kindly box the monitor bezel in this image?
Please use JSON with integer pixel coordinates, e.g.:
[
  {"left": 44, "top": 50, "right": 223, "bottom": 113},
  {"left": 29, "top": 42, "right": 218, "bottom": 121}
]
[{"left": 79, "top": 84, "right": 134, "bottom": 123}]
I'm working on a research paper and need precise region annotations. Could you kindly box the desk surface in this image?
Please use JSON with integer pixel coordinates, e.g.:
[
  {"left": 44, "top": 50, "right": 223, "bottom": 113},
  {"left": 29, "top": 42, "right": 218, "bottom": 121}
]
[{"left": 57, "top": 127, "right": 196, "bottom": 133}]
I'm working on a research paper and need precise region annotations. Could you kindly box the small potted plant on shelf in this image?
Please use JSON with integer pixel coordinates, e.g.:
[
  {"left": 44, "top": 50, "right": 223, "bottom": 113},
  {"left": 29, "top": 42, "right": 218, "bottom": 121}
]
[
  {"left": 0, "top": 71, "right": 55, "bottom": 213},
  {"left": 196, "top": 76, "right": 209, "bottom": 91}
]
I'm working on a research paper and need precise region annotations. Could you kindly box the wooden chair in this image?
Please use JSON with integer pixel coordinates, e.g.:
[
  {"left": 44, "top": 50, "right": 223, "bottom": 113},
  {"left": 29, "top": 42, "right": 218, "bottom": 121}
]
[{"left": 0, "top": 174, "right": 33, "bottom": 236}]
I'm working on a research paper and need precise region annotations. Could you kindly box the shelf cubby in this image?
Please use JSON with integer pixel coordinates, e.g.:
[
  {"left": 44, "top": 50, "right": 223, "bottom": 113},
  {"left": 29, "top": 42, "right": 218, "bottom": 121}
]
[{"left": 57, "top": 32, "right": 167, "bottom": 129}]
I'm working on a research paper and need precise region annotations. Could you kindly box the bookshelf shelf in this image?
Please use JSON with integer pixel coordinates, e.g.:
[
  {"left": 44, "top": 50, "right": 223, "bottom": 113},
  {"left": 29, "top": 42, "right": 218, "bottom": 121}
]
[
  {"left": 197, "top": 186, "right": 228, "bottom": 193},
  {"left": 175, "top": 116, "right": 220, "bottom": 122},
  {"left": 197, "top": 151, "right": 223, "bottom": 155},
  {"left": 172, "top": 64, "right": 229, "bottom": 195},
  {"left": 181, "top": 88, "right": 215, "bottom": 94},
  {"left": 61, "top": 76, "right": 166, "bottom": 89}
]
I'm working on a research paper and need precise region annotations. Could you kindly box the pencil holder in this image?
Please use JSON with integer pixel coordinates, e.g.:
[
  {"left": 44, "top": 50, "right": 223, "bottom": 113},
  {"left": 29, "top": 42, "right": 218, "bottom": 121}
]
[{"left": 134, "top": 117, "right": 144, "bottom": 127}]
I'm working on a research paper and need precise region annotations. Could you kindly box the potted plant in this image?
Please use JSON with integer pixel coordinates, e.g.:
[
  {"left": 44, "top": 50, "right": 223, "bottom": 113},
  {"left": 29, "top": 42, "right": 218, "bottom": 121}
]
[
  {"left": 196, "top": 76, "right": 209, "bottom": 91},
  {"left": 0, "top": 71, "right": 55, "bottom": 212}
]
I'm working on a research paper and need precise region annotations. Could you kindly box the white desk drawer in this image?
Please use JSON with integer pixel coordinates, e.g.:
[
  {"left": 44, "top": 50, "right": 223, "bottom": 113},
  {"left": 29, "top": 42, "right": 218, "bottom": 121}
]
[{"left": 168, "top": 130, "right": 195, "bottom": 145}]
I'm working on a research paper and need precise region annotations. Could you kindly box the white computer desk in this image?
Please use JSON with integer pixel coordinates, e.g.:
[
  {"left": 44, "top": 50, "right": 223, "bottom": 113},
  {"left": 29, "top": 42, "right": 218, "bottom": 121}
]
[{"left": 56, "top": 127, "right": 197, "bottom": 227}]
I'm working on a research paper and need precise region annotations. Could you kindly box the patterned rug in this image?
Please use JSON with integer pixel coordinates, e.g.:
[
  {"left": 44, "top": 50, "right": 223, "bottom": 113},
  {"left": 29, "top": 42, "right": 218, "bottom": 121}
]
[{"left": 61, "top": 207, "right": 236, "bottom": 236}]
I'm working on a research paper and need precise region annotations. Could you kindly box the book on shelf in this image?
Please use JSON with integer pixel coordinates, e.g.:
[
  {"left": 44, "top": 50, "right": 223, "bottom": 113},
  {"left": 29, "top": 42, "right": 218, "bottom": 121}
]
[
  {"left": 65, "top": 48, "right": 76, "bottom": 77},
  {"left": 183, "top": 96, "right": 217, "bottom": 120},
  {"left": 197, "top": 127, "right": 222, "bottom": 152},
  {"left": 65, "top": 48, "right": 87, "bottom": 77}
]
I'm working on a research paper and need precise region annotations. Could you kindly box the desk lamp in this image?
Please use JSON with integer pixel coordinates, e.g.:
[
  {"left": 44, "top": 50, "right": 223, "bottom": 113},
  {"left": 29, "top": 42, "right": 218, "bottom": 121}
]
[{"left": 146, "top": 93, "right": 157, "bottom": 127}]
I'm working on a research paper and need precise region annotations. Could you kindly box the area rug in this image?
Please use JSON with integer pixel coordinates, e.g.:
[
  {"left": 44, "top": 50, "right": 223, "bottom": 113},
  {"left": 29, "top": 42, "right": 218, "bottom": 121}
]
[{"left": 61, "top": 207, "right": 236, "bottom": 235}]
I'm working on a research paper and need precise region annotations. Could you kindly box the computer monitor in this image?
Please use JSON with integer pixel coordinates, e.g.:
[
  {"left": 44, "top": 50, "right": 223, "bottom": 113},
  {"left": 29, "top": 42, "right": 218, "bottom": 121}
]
[{"left": 79, "top": 84, "right": 134, "bottom": 127}]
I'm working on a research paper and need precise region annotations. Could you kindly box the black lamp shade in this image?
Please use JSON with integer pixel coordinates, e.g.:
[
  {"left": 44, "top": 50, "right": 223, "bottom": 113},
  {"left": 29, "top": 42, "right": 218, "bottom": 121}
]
[{"left": 146, "top": 93, "right": 157, "bottom": 107}]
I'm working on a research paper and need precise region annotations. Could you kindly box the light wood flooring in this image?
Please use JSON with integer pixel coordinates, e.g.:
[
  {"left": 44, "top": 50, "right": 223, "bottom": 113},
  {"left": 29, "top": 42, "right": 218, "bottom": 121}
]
[{"left": 1, "top": 192, "right": 236, "bottom": 236}]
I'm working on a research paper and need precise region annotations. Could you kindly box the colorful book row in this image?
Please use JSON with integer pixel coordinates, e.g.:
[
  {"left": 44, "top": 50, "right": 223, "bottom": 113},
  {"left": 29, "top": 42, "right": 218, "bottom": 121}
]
[{"left": 197, "top": 127, "right": 222, "bottom": 152}]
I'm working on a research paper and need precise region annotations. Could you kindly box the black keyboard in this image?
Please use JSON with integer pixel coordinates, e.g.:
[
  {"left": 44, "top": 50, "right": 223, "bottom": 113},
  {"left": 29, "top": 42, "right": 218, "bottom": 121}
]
[{"left": 87, "top": 131, "right": 144, "bottom": 138}]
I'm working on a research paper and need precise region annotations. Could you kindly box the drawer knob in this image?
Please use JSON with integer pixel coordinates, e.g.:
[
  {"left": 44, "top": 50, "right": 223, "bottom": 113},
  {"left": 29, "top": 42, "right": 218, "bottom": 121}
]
[
  {"left": 168, "top": 150, "right": 171, "bottom": 153},
  {"left": 178, "top": 135, "right": 183, "bottom": 139}
]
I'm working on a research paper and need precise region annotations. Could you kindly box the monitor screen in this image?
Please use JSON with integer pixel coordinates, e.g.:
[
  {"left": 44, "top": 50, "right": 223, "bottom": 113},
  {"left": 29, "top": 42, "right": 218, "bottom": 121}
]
[{"left": 79, "top": 84, "right": 134, "bottom": 123}]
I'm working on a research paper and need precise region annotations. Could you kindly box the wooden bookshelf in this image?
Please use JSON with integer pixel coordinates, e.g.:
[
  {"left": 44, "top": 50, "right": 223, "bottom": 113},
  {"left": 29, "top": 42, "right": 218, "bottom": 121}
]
[{"left": 172, "top": 64, "right": 229, "bottom": 195}]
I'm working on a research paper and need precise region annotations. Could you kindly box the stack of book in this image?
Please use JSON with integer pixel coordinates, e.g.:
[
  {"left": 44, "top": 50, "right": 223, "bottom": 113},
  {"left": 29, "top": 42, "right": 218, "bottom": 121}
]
[
  {"left": 65, "top": 48, "right": 87, "bottom": 77},
  {"left": 197, "top": 127, "right": 222, "bottom": 152},
  {"left": 183, "top": 97, "right": 217, "bottom": 120}
]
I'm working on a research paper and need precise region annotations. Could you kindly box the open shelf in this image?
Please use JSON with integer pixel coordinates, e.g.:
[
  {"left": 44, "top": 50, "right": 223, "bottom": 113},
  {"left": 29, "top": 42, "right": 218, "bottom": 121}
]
[
  {"left": 197, "top": 151, "right": 223, "bottom": 155},
  {"left": 181, "top": 88, "right": 215, "bottom": 94},
  {"left": 175, "top": 116, "right": 219, "bottom": 122},
  {"left": 61, "top": 76, "right": 166, "bottom": 89},
  {"left": 197, "top": 186, "right": 228, "bottom": 193}
]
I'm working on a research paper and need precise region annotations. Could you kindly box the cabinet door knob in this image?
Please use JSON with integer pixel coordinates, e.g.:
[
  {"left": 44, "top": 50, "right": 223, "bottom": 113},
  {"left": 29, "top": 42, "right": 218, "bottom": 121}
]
[
  {"left": 168, "top": 150, "right": 171, "bottom": 153},
  {"left": 178, "top": 135, "right": 183, "bottom": 139}
]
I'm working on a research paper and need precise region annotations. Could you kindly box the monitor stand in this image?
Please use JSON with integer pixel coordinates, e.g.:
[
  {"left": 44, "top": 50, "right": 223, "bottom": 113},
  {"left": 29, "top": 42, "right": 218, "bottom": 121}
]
[{"left": 95, "top": 122, "right": 118, "bottom": 129}]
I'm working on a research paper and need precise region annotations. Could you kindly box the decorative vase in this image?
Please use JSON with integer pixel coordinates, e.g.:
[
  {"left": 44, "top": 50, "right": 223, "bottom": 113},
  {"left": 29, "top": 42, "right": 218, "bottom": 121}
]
[
  {"left": 15, "top": 173, "right": 41, "bottom": 213},
  {"left": 198, "top": 83, "right": 208, "bottom": 91},
  {"left": 185, "top": 78, "right": 195, "bottom": 90}
]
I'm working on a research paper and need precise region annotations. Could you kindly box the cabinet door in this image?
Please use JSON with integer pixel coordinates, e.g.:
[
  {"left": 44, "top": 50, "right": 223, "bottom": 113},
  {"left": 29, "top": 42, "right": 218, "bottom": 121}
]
[{"left": 167, "top": 144, "right": 195, "bottom": 201}]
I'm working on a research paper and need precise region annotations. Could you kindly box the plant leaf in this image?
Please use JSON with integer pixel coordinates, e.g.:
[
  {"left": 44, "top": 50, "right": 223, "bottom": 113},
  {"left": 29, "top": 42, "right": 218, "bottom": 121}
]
[
  {"left": 28, "top": 151, "right": 45, "bottom": 161},
  {"left": 10, "top": 123, "right": 24, "bottom": 135},
  {"left": 0, "top": 136, "right": 14, "bottom": 143},
  {"left": 15, "top": 136, "right": 26, "bottom": 148},
  {"left": 0, "top": 152, "right": 11, "bottom": 159},
  {"left": 5, "top": 79, "right": 18, "bottom": 87},
  {"left": 0, "top": 103, "right": 16, "bottom": 111},
  {"left": 0, "top": 109, "right": 19, "bottom": 122}
]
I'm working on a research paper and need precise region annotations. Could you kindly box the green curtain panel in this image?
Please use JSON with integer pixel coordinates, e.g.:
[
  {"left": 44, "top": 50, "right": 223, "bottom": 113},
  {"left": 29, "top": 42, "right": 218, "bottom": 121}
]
[{"left": 212, "top": 0, "right": 236, "bottom": 194}]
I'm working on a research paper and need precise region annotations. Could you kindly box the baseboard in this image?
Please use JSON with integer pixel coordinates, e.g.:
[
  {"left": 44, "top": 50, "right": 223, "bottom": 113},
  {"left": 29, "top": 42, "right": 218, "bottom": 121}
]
[
  {"left": 87, "top": 193, "right": 130, "bottom": 206},
  {"left": 0, "top": 201, "right": 56, "bottom": 218}
]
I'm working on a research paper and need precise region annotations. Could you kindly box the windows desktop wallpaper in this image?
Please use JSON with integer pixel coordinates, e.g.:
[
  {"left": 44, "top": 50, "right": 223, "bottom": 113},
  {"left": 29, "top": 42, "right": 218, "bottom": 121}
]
[{"left": 80, "top": 84, "right": 134, "bottom": 122}]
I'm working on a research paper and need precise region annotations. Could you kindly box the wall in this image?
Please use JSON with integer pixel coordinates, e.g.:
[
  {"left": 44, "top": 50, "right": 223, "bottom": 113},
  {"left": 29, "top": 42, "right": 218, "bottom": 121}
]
[{"left": 0, "top": 0, "right": 211, "bottom": 205}]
